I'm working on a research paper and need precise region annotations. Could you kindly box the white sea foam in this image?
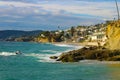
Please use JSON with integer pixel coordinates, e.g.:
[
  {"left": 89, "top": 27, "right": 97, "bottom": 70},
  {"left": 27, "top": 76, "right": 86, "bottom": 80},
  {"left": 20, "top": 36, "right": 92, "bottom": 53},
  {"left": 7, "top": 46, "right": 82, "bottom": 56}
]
[
  {"left": 0, "top": 52, "right": 16, "bottom": 56},
  {"left": 24, "top": 48, "right": 75, "bottom": 63},
  {"left": 25, "top": 53, "right": 58, "bottom": 62},
  {"left": 1, "top": 52, "right": 120, "bottom": 64},
  {"left": 40, "top": 48, "right": 82, "bottom": 62},
  {"left": 0, "top": 43, "right": 83, "bottom": 62},
  {"left": 0, "top": 49, "right": 70, "bottom": 62},
  {"left": 73, "top": 45, "right": 83, "bottom": 49},
  {"left": 53, "top": 44, "right": 74, "bottom": 47},
  {"left": 54, "top": 43, "right": 83, "bottom": 50},
  {"left": 41, "top": 50, "right": 59, "bottom": 53},
  {"left": 30, "top": 45, "right": 83, "bottom": 62}
]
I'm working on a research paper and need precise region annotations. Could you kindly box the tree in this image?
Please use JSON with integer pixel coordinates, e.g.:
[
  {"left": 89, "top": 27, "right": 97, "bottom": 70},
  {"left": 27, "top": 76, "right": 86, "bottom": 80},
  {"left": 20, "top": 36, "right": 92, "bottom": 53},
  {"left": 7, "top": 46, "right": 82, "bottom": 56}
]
[{"left": 71, "top": 27, "right": 75, "bottom": 36}]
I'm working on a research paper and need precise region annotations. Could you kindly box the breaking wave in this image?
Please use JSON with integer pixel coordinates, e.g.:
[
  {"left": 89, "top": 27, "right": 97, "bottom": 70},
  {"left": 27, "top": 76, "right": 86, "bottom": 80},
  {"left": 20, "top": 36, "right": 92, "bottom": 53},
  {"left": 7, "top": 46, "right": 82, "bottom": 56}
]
[
  {"left": 53, "top": 43, "right": 83, "bottom": 49},
  {"left": 1, "top": 51, "right": 120, "bottom": 64},
  {"left": 0, "top": 52, "right": 16, "bottom": 56},
  {"left": 0, "top": 43, "right": 83, "bottom": 62},
  {"left": 26, "top": 49, "right": 73, "bottom": 62},
  {"left": 41, "top": 50, "right": 59, "bottom": 53},
  {"left": 25, "top": 53, "right": 57, "bottom": 62},
  {"left": 53, "top": 44, "right": 74, "bottom": 47}
]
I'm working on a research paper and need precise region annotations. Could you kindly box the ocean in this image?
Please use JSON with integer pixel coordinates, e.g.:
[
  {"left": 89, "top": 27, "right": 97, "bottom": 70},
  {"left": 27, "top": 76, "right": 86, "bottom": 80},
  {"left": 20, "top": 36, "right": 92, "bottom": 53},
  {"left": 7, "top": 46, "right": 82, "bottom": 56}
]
[{"left": 0, "top": 42, "right": 120, "bottom": 80}]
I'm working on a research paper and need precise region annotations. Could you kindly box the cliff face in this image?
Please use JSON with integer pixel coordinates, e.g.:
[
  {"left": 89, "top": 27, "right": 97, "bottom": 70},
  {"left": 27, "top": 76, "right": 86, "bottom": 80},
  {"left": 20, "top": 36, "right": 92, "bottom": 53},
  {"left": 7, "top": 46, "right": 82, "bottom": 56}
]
[
  {"left": 105, "top": 20, "right": 120, "bottom": 50},
  {"left": 36, "top": 37, "right": 55, "bottom": 43},
  {"left": 36, "top": 37, "right": 49, "bottom": 43}
]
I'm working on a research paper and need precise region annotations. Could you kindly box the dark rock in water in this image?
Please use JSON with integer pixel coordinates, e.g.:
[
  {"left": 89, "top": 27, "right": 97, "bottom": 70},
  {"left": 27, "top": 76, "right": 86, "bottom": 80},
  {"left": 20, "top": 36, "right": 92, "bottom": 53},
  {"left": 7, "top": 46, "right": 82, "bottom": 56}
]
[
  {"left": 53, "top": 46, "right": 120, "bottom": 62},
  {"left": 15, "top": 51, "right": 22, "bottom": 55},
  {"left": 50, "top": 56, "right": 58, "bottom": 59},
  {"left": 57, "top": 54, "right": 79, "bottom": 62}
]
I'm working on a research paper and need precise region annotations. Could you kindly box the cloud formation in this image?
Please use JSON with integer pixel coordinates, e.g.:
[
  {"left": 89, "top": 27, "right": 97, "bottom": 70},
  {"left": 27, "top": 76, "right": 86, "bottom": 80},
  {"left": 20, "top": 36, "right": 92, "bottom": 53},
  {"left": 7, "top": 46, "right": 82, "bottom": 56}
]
[{"left": 0, "top": 0, "right": 119, "bottom": 30}]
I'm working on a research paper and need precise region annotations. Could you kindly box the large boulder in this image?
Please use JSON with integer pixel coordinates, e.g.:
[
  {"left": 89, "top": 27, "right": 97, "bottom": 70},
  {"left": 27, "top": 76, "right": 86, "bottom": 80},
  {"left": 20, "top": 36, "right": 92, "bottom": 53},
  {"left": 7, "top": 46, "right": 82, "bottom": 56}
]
[
  {"left": 50, "top": 56, "right": 58, "bottom": 59},
  {"left": 105, "top": 20, "right": 120, "bottom": 50}
]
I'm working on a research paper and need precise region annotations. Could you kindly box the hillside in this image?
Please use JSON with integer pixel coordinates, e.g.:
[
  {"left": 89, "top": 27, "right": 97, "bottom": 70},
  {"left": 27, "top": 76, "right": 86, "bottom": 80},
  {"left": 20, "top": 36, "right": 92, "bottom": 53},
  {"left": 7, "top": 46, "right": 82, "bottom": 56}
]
[
  {"left": 0, "top": 30, "right": 43, "bottom": 41},
  {"left": 50, "top": 20, "right": 120, "bottom": 62}
]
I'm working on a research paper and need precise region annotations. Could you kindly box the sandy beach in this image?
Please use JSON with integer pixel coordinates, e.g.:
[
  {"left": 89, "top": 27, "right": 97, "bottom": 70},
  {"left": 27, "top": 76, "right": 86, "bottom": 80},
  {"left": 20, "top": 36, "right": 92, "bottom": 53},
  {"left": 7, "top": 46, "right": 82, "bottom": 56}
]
[{"left": 52, "top": 41, "right": 106, "bottom": 47}]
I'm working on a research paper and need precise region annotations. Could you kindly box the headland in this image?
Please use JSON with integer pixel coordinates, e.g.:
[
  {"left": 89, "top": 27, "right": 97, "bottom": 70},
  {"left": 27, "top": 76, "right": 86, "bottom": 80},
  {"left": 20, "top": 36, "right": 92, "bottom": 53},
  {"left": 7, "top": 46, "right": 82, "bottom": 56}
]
[{"left": 50, "top": 20, "right": 120, "bottom": 62}]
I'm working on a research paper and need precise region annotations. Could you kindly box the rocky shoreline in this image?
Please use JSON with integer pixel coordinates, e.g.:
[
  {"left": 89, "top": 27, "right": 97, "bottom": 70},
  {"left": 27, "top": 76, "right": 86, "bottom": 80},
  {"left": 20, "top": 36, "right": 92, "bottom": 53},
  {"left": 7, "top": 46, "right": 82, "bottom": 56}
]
[
  {"left": 50, "top": 20, "right": 120, "bottom": 62},
  {"left": 50, "top": 46, "right": 120, "bottom": 62}
]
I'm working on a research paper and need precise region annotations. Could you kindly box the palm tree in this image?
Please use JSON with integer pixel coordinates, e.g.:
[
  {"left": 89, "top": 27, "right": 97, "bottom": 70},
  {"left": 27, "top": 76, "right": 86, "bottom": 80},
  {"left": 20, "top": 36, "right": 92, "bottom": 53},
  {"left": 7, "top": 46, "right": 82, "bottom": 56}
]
[{"left": 115, "top": 0, "right": 119, "bottom": 20}]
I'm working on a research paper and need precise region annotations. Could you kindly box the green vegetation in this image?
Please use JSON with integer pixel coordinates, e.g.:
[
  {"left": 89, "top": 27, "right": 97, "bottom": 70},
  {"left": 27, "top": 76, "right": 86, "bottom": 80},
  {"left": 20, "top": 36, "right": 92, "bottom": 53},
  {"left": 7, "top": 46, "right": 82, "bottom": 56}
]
[
  {"left": 36, "top": 22, "right": 107, "bottom": 43},
  {"left": 0, "top": 30, "right": 43, "bottom": 42},
  {"left": 70, "top": 27, "right": 75, "bottom": 36}
]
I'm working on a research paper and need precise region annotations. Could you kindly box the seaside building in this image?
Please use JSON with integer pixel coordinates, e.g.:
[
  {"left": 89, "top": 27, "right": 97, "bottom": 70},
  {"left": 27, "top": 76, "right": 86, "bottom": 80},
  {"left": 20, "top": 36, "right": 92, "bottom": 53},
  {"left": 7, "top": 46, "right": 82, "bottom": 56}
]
[{"left": 88, "top": 32, "right": 107, "bottom": 42}]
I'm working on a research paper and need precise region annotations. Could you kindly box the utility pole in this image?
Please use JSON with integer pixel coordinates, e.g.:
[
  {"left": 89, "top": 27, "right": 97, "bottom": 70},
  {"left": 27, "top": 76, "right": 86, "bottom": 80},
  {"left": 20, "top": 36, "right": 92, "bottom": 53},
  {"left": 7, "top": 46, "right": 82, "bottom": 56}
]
[{"left": 115, "top": 0, "right": 120, "bottom": 20}]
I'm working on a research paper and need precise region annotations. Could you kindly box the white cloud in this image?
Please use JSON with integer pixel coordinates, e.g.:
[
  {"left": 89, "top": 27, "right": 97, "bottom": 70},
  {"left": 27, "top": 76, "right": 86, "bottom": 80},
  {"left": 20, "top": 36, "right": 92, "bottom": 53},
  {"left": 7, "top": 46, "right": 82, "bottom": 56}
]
[
  {"left": 0, "top": 0, "right": 119, "bottom": 30},
  {"left": 0, "top": 0, "right": 118, "bottom": 19},
  {"left": 40, "top": 1, "right": 117, "bottom": 19},
  {"left": 0, "top": 14, "right": 24, "bottom": 18},
  {"left": 0, "top": 1, "right": 37, "bottom": 7}
]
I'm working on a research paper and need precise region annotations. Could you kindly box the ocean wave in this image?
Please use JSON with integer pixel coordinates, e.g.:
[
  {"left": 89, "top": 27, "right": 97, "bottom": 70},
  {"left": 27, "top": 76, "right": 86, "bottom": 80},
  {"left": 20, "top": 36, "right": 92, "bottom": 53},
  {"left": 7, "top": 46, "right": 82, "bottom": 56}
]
[
  {"left": 25, "top": 53, "right": 58, "bottom": 62},
  {"left": 0, "top": 49, "right": 70, "bottom": 62},
  {"left": 25, "top": 48, "right": 73, "bottom": 63},
  {"left": 74, "top": 46, "right": 83, "bottom": 49},
  {"left": 41, "top": 50, "right": 59, "bottom": 53},
  {"left": 0, "top": 52, "right": 16, "bottom": 56},
  {"left": 53, "top": 43, "right": 83, "bottom": 49},
  {"left": 26, "top": 47, "right": 84, "bottom": 62},
  {"left": 30, "top": 48, "right": 80, "bottom": 62},
  {"left": 53, "top": 44, "right": 74, "bottom": 47},
  {"left": 0, "top": 45, "right": 82, "bottom": 62},
  {"left": 0, "top": 51, "right": 56, "bottom": 62},
  {"left": 1, "top": 52, "right": 120, "bottom": 64}
]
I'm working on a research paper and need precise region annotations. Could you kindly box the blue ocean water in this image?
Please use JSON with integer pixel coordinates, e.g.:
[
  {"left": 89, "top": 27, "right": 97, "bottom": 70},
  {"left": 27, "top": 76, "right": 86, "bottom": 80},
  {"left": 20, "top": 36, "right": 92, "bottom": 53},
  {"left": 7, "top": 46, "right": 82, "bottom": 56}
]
[{"left": 0, "top": 42, "right": 120, "bottom": 80}]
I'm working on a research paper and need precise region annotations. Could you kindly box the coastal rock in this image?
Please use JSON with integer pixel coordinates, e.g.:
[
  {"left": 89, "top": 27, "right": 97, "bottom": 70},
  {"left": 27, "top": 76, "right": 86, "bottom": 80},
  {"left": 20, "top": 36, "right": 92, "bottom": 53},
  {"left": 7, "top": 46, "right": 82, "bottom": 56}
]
[
  {"left": 55, "top": 46, "right": 120, "bottom": 62},
  {"left": 50, "top": 56, "right": 58, "bottom": 59},
  {"left": 56, "top": 52, "right": 81, "bottom": 62},
  {"left": 105, "top": 20, "right": 120, "bottom": 50}
]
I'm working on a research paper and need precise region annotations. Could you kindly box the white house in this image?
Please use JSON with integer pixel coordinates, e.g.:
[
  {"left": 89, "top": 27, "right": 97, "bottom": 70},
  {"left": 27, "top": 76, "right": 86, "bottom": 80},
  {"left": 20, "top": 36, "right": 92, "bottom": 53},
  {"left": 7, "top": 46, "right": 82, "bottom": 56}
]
[{"left": 89, "top": 32, "right": 107, "bottom": 42}]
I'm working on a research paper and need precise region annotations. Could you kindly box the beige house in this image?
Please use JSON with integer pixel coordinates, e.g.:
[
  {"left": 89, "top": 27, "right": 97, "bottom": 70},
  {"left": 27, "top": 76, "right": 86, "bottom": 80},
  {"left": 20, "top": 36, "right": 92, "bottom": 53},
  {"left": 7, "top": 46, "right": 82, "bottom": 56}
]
[{"left": 88, "top": 32, "right": 107, "bottom": 42}]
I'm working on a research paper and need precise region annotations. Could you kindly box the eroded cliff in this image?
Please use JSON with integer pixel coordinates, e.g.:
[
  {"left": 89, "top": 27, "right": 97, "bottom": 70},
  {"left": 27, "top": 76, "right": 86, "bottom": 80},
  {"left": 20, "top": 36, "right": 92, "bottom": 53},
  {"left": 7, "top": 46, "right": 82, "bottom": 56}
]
[{"left": 105, "top": 20, "right": 120, "bottom": 50}]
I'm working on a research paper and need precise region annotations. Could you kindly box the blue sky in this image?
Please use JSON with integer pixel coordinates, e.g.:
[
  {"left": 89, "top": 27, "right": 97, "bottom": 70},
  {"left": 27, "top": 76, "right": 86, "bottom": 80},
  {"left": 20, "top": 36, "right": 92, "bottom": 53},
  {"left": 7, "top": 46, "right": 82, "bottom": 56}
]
[{"left": 0, "top": 0, "right": 120, "bottom": 31}]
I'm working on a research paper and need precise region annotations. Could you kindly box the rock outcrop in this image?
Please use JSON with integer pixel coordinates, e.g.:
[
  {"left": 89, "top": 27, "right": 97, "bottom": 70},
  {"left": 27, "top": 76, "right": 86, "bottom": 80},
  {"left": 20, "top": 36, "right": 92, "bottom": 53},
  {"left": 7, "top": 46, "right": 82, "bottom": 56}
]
[
  {"left": 105, "top": 20, "right": 120, "bottom": 50},
  {"left": 50, "top": 46, "right": 120, "bottom": 62}
]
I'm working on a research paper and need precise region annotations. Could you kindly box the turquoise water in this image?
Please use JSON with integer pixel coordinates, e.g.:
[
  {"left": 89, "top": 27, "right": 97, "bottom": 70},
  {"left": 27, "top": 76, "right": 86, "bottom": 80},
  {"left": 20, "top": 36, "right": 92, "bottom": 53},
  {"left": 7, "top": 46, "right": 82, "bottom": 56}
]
[{"left": 0, "top": 42, "right": 120, "bottom": 80}]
